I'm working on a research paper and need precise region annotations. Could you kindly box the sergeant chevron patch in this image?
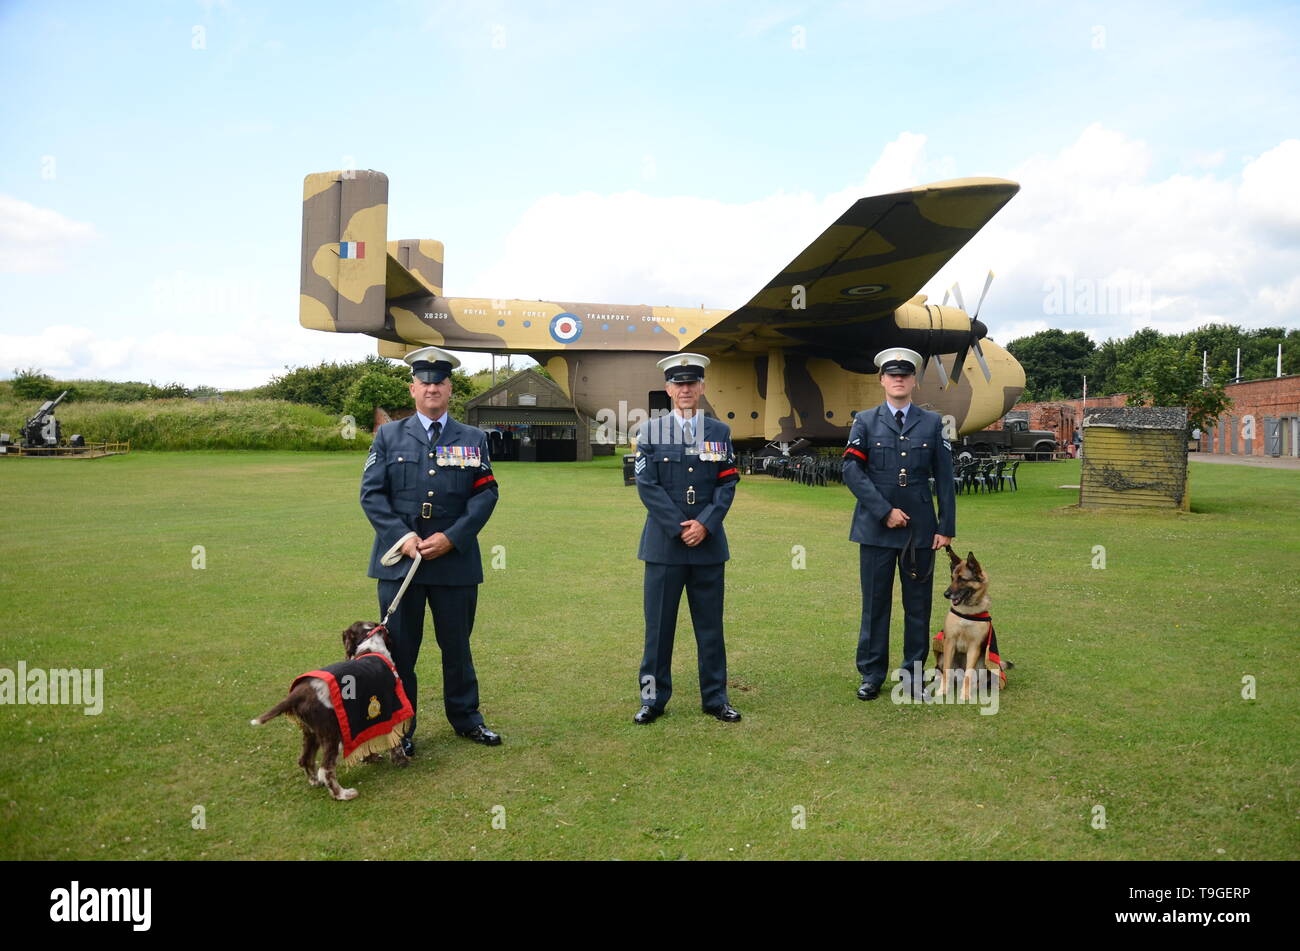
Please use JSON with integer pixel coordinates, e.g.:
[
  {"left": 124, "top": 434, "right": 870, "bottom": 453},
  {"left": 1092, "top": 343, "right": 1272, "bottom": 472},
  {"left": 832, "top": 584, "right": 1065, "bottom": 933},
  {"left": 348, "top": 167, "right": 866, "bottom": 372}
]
[
  {"left": 364, "top": 451, "right": 378, "bottom": 471},
  {"left": 634, "top": 456, "right": 646, "bottom": 474}
]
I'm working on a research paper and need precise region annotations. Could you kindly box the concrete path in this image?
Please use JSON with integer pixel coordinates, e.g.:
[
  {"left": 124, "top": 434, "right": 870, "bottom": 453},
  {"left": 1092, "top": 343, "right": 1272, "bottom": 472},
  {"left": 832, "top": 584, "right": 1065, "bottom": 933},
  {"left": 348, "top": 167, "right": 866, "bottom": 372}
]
[{"left": 1189, "top": 452, "right": 1300, "bottom": 469}]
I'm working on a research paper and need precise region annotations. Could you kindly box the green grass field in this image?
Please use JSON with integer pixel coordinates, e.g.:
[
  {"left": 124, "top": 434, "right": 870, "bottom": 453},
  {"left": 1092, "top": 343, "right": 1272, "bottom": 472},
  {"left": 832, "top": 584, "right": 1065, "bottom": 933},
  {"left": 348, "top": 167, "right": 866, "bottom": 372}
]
[{"left": 0, "top": 452, "right": 1296, "bottom": 860}]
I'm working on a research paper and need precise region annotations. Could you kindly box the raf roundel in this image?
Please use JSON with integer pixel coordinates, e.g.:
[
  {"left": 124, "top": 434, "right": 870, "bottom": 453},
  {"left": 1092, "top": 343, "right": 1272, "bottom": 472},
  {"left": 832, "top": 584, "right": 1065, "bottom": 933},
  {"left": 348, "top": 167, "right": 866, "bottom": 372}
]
[
  {"left": 549, "top": 312, "right": 583, "bottom": 343},
  {"left": 842, "top": 283, "right": 888, "bottom": 297}
]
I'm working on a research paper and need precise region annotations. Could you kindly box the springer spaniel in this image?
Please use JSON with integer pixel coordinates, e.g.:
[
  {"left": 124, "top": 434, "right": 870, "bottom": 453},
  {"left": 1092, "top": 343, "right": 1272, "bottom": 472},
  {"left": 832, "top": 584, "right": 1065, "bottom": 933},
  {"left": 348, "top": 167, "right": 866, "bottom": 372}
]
[{"left": 251, "top": 621, "right": 411, "bottom": 800}]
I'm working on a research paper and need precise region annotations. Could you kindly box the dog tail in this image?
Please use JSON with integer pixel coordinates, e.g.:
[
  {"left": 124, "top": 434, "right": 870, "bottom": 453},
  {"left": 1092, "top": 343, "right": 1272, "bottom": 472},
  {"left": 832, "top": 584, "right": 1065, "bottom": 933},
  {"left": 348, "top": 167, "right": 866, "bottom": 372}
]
[{"left": 250, "top": 695, "right": 296, "bottom": 726}]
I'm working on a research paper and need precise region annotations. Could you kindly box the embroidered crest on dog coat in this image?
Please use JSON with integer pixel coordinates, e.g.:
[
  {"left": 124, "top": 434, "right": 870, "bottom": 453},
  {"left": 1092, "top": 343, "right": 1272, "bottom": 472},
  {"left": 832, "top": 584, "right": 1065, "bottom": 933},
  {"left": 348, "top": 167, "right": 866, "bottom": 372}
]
[{"left": 291, "top": 653, "right": 414, "bottom": 762}]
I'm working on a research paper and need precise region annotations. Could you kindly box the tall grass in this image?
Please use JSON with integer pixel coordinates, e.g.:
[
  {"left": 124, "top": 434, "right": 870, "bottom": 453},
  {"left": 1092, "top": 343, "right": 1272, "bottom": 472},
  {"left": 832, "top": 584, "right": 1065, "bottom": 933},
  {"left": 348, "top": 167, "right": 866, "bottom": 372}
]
[{"left": 0, "top": 396, "right": 365, "bottom": 451}]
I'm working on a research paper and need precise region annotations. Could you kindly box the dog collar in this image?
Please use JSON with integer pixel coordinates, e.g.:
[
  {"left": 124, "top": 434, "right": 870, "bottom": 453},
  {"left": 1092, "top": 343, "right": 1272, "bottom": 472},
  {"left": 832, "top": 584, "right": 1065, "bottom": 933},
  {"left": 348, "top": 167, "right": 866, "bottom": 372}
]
[{"left": 951, "top": 609, "right": 991, "bottom": 621}]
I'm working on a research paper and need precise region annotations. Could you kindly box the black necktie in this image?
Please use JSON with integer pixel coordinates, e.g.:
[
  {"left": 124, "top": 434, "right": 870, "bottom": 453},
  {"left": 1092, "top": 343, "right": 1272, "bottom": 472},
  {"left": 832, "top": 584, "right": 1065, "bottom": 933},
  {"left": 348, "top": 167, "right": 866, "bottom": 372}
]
[
  {"left": 895, "top": 410, "right": 904, "bottom": 430},
  {"left": 429, "top": 421, "right": 442, "bottom": 445}
]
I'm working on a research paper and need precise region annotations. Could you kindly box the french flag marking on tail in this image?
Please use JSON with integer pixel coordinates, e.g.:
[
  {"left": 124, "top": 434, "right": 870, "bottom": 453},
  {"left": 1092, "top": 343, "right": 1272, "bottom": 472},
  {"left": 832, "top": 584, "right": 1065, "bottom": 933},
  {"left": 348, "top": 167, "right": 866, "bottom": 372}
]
[{"left": 339, "top": 241, "right": 366, "bottom": 259}]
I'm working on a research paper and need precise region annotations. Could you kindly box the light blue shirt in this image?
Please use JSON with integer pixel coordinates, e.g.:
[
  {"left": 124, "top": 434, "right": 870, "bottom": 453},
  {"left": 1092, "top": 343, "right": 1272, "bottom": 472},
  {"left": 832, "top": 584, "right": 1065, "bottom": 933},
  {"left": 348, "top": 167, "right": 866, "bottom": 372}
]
[
  {"left": 886, "top": 401, "right": 913, "bottom": 426},
  {"left": 415, "top": 409, "right": 450, "bottom": 442},
  {"left": 672, "top": 410, "right": 699, "bottom": 444}
]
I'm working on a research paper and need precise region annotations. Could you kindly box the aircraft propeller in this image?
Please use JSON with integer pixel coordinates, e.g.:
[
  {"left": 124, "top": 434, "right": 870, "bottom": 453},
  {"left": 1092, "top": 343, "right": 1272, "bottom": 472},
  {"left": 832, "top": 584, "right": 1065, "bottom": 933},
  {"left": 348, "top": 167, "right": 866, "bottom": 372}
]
[
  {"left": 945, "top": 271, "right": 995, "bottom": 386},
  {"left": 917, "top": 287, "right": 952, "bottom": 388}
]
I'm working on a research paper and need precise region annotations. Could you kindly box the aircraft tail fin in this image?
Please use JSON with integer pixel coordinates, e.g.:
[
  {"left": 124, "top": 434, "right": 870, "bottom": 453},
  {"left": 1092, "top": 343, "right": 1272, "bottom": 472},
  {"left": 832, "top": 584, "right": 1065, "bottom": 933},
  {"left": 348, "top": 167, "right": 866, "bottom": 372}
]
[
  {"left": 299, "top": 170, "right": 390, "bottom": 333},
  {"left": 386, "top": 240, "right": 444, "bottom": 297}
]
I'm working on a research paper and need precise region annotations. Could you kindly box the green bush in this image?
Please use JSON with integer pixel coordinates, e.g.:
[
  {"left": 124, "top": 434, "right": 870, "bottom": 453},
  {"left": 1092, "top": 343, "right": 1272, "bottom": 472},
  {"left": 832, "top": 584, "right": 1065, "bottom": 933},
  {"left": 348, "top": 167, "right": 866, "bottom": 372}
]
[
  {"left": 61, "top": 379, "right": 192, "bottom": 402},
  {"left": 343, "top": 371, "right": 413, "bottom": 430},
  {"left": 7, "top": 369, "right": 194, "bottom": 403},
  {"left": 11, "top": 367, "right": 58, "bottom": 400},
  {"left": 260, "top": 355, "right": 407, "bottom": 414}
]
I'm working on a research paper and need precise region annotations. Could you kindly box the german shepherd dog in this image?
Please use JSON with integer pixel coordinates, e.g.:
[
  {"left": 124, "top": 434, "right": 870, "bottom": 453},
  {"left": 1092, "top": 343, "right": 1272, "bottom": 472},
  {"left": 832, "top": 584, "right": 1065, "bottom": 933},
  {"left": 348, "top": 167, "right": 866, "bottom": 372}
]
[{"left": 934, "top": 547, "right": 1004, "bottom": 701}]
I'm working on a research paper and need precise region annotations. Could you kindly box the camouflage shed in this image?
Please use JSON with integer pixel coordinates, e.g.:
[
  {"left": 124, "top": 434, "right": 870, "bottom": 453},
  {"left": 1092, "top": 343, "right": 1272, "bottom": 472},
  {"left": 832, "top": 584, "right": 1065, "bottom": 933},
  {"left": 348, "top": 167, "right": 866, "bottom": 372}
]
[
  {"left": 464, "top": 368, "right": 597, "bottom": 462},
  {"left": 1080, "top": 407, "right": 1189, "bottom": 511}
]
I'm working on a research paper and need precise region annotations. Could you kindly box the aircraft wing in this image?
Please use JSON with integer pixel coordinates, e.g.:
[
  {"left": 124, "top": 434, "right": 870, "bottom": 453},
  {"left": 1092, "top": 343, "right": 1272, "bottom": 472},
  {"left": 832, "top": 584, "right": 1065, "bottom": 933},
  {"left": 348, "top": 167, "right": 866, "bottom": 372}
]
[{"left": 688, "top": 178, "right": 1019, "bottom": 355}]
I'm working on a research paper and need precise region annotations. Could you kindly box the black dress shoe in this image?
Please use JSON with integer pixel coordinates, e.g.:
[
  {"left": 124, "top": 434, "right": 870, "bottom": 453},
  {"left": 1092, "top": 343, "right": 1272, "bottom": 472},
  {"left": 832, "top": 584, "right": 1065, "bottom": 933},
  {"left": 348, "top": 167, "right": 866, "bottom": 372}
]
[
  {"left": 857, "top": 682, "right": 881, "bottom": 701},
  {"left": 633, "top": 705, "right": 662, "bottom": 724},
  {"left": 704, "top": 703, "right": 741, "bottom": 722},
  {"left": 401, "top": 735, "right": 416, "bottom": 757},
  {"left": 457, "top": 724, "right": 502, "bottom": 746}
]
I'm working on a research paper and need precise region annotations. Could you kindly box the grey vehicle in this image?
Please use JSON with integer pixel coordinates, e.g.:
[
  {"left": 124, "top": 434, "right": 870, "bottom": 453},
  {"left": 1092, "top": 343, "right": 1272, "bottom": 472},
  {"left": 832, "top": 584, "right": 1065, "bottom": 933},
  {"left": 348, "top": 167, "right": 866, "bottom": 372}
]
[{"left": 955, "top": 418, "right": 1058, "bottom": 461}]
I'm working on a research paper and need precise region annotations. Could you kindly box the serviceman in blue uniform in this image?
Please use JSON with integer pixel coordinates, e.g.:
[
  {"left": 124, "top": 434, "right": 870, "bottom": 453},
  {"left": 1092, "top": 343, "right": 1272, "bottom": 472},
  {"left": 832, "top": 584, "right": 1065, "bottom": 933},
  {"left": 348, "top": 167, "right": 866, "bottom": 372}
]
[
  {"left": 632, "top": 353, "right": 742, "bottom": 724},
  {"left": 360, "top": 346, "right": 503, "bottom": 753},
  {"left": 842, "top": 347, "right": 955, "bottom": 701}
]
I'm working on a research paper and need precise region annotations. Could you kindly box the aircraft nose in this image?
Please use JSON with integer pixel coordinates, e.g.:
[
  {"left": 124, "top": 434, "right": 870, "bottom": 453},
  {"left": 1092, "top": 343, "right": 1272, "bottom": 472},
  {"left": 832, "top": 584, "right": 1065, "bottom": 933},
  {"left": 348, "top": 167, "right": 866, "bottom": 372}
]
[{"left": 999, "top": 351, "right": 1025, "bottom": 416}]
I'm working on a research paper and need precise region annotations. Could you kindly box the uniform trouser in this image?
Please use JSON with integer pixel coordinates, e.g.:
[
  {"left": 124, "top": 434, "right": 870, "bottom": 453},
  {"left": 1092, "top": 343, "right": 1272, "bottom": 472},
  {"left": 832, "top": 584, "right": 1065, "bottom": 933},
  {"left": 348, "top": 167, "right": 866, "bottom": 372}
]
[
  {"left": 378, "top": 580, "right": 484, "bottom": 735},
  {"left": 639, "top": 562, "right": 729, "bottom": 711},
  {"left": 856, "top": 544, "right": 935, "bottom": 688}
]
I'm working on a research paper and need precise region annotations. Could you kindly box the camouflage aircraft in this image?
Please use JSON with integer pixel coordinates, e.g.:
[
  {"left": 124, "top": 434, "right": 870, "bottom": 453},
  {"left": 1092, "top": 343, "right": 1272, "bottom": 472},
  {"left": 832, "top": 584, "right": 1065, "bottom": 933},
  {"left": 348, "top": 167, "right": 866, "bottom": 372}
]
[{"left": 300, "top": 169, "right": 1024, "bottom": 447}]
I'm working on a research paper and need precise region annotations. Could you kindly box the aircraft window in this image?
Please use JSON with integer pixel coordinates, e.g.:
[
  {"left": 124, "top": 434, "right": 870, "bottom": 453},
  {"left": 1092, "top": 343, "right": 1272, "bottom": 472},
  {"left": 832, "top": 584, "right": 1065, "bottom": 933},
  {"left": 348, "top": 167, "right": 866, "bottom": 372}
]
[
  {"left": 727, "top": 412, "right": 735, "bottom": 419},
  {"left": 750, "top": 412, "right": 759, "bottom": 419}
]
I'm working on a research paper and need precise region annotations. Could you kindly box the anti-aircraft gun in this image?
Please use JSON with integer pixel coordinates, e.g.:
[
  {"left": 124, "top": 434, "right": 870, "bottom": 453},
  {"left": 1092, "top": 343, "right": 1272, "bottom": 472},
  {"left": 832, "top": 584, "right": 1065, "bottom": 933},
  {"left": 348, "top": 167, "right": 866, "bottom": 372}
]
[{"left": 20, "top": 390, "right": 68, "bottom": 449}]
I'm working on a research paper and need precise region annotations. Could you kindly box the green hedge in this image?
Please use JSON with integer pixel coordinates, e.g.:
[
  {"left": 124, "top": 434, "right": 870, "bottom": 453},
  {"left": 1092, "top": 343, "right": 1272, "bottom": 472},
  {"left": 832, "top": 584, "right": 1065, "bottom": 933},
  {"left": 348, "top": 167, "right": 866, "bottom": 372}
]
[{"left": 0, "top": 397, "right": 367, "bottom": 451}]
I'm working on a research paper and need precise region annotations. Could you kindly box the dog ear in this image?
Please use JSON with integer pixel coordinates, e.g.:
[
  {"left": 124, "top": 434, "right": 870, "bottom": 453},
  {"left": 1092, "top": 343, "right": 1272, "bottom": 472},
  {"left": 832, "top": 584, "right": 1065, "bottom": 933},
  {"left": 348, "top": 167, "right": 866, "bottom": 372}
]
[
  {"left": 946, "top": 545, "right": 961, "bottom": 568},
  {"left": 966, "top": 552, "right": 982, "bottom": 576},
  {"left": 342, "top": 623, "right": 363, "bottom": 659}
]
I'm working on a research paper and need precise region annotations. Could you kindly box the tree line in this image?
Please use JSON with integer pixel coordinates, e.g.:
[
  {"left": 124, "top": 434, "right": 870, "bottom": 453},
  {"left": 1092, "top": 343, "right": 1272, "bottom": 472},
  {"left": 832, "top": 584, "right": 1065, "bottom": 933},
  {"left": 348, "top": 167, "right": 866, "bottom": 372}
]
[{"left": 1007, "top": 324, "right": 1299, "bottom": 403}]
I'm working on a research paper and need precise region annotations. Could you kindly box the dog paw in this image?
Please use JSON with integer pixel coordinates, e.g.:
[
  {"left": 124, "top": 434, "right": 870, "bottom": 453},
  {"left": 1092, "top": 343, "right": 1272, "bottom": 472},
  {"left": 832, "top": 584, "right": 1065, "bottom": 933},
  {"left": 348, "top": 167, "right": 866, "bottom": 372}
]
[
  {"left": 334, "top": 788, "right": 358, "bottom": 801},
  {"left": 306, "top": 774, "right": 324, "bottom": 787}
]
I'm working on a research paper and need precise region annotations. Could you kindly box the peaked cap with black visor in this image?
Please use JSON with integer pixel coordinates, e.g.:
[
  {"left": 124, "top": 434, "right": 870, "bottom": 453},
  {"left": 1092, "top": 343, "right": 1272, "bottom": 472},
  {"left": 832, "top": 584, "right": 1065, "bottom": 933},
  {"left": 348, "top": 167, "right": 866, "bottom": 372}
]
[{"left": 404, "top": 345, "right": 461, "bottom": 383}]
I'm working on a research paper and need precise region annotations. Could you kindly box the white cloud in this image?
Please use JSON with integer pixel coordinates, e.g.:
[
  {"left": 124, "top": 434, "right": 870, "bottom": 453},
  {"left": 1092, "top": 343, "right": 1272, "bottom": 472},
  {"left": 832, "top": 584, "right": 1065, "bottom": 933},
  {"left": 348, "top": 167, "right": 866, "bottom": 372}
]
[
  {"left": 466, "top": 125, "right": 1300, "bottom": 350},
  {"left": 465, "top": 131, "right": 955, "bottom": 308},
  {"left": 466, "top": 189, "right": 824, "bottom": 307},
  {"left": 0, "top": 322, "right": 366, "bottom": 390},
  {"left": 860, "top": 131, "right": 938, "bottom": 195},
  {"left": 0, "top": 321, "right": 504, "bottom": 389},
  {"left": 1239, "top": 139, "right": 1300, "bottom": 238},
  {"left": 8, "top": 126, "right": 1296, "bottom": 389},
  {"left": 0, "top": 195, "right": 96, "bottom": 273},
  {"left": 925, "top": 128, "right": 1300, "bottom": 343}
]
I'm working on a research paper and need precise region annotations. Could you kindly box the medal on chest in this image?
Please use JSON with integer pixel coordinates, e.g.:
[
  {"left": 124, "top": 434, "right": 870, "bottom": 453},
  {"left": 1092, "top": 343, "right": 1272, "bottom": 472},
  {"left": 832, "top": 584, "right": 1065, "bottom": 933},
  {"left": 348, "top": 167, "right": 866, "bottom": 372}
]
[
  {"left": 698, "top": 441, "right": 727, "bottom": 462},
  {"left": 436, "top": 445, "right": 482, "bottom": 467}
]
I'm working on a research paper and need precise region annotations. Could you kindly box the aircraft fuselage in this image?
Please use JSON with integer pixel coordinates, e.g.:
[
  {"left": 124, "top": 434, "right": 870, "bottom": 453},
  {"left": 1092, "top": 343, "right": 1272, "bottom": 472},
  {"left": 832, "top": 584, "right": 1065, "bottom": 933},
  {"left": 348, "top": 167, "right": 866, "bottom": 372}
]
[{"left": 372, "top": 295, "right": 1024, "bottom": 444}]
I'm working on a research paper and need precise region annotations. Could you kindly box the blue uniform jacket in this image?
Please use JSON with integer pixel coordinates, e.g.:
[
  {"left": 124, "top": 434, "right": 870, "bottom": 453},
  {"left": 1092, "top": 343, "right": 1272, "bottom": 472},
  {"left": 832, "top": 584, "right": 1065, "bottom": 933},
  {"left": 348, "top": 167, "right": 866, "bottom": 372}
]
[
  {"left": 842, "top": 404, "right": 955, "bottom": 548},
  {"left": 634, "top": 413, "right": 740, "bottom": 565},
  {"left": 360, "top": 414, "right": 499, "bottom": 585}
]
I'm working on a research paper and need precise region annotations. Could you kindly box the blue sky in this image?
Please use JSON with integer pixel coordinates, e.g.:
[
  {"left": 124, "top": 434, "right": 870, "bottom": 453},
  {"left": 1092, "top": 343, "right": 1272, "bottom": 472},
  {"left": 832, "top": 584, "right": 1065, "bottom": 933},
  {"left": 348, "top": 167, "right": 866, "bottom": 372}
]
[{"left": 2, "top": 0, "right": 1298, "bottom": 387}]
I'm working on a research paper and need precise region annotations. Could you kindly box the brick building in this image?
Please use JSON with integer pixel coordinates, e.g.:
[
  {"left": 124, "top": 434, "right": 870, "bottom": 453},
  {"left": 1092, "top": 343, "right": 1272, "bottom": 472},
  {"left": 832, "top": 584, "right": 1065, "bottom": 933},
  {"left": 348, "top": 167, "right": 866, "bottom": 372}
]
[
  {"left": 1197, "top": 375, "right": 1300, "bottom": 457},
  {"left": 989, "top": 375, "right": 1300, "bottom": 458}
]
